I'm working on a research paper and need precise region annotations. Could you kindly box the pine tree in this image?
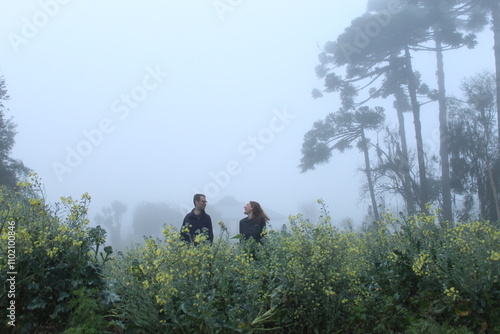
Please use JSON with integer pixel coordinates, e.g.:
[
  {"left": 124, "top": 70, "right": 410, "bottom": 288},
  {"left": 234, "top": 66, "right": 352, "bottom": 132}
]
[{"left": 0, "top": 74, "right": 30, "bottom": 187}]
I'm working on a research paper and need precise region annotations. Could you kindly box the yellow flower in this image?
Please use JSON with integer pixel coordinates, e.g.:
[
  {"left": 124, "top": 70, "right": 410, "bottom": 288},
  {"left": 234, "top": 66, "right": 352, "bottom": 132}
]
[
  {"left": 444, "top": 287, "right": 460, "bottom": 301},
  {"left": 489, "top": 251, "right": 500, "bottom": 261},
  {"left": 412, "top": 251, "right": 432, "bottom": 276}
]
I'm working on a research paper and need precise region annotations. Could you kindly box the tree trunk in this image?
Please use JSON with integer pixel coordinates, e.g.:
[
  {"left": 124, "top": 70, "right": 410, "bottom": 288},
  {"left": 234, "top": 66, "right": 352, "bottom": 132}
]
[
  {"left": 491, "top": 0, "right": 500, "bottom": 218},
  {"left": 404, "top": 45, "right": 429, "bottom": 211},
  {"left": 434, "top": 31, "right": 453, "bottom": 226},
  {"left": 360, "top": 127, "right": 380, "bottom": 222},
  {"left": 394, "top": 85, "right": 416, "bottom": 212},
  {"left": 487, "top": 166, "right": 500, "bottom": 220},
  {"left": 492, "top": 0, "right": 500, "bottom": 152}
]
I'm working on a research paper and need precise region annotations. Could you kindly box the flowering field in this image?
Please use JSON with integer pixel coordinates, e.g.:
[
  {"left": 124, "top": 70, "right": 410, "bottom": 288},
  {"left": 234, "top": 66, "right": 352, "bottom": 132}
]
[{"left": 1, "top": 180, "right": 499, "bottom": 333}]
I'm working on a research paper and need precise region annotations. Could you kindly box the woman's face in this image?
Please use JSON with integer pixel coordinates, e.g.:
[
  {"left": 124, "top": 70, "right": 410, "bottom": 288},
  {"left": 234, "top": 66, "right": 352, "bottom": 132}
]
[{"left": 244, "top": 202, "right": 253, "bottom": 215}]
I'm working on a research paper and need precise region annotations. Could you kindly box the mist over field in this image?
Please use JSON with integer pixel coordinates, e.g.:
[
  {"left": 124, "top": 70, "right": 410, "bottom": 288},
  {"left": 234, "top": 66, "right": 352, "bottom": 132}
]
[
  {"left": 2, "top": 2, "right": 500, "bottom": 333},
  {"left": 0, "top": 0, "right": 496, "bottom": 248}
]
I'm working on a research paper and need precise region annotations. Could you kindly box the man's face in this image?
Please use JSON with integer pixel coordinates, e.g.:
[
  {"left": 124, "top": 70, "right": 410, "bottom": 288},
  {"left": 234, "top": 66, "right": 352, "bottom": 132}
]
[{"left": 196, "top": 196, "right": 207, "bottom": 211}]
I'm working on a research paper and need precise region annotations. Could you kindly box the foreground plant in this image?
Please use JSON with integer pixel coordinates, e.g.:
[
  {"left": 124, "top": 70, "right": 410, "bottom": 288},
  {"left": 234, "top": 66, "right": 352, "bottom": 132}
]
[{"left": 0, "top": 175, "right": 115, "bottom": 334}]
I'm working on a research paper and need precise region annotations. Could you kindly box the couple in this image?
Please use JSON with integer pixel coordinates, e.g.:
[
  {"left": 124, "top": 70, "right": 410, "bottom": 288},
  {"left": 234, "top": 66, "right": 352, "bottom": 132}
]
[{"left": 180, "top": 194, "right": 270, "bottom": 244}]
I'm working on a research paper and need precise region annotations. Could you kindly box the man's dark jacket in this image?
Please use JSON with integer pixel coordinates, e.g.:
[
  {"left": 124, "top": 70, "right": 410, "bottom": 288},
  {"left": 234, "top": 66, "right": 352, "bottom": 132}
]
[{"left": 181, "top": 209, "right": 214, "bottom": 243}]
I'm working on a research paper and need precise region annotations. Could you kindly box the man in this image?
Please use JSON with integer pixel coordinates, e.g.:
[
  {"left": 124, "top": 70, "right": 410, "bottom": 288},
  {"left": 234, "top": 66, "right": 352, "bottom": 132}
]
[{"left": 180, "top": 194, "right": 214, "bottom": 243}]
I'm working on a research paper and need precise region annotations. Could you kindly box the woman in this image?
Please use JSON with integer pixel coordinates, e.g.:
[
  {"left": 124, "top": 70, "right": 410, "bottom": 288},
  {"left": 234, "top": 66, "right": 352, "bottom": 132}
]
[{"left": 239, "top": 201, "right": 270, "bottom": 243}]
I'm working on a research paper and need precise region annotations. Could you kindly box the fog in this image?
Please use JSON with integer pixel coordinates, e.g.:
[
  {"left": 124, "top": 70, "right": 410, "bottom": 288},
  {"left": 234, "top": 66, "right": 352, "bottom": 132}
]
[{"left": 0, "top": 1, "right": 495, "bottom": 245}]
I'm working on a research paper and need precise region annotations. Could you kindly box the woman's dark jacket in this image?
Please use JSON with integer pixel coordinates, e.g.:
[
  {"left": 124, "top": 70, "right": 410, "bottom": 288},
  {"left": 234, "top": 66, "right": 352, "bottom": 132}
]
[{"left": 239, "top": 216, "right": 266, "bottom": 243}]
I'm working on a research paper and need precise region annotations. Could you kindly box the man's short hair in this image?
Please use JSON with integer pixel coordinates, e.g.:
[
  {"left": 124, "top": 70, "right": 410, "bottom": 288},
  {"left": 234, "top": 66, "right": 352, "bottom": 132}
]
[{"left": 193, "top": 193, "right": 205, "bottom": 206}]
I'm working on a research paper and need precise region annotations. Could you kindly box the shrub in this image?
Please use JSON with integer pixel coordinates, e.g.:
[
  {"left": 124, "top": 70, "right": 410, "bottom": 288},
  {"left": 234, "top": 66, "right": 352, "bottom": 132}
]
[
  {"left": 3, "top": 182, "right": 499, "bottom": 333},
  {"left": 362, "top": 210, "right": 500, "bottom": 333},
  {"left": 0, "top": 175, "right": 114, "bottom": 333},
  {"left": 108, "top": 224, "right": 282, "bottom": 333},
  {"left": 109, "top": 206, "right": 500, "bottom": 333}
]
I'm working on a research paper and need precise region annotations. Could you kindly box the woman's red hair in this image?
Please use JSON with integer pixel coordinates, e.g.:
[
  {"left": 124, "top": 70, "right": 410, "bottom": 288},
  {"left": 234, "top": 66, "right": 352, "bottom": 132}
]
[{"left": 250, "top": 201, "right": 270, "bottom": 221}]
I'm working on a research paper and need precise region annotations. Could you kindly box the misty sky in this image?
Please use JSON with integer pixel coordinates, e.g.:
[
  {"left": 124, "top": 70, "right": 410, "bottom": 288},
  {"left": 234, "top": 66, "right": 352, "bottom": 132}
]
[{"left": 0, "top": 1, "right": 495, "bottom": 233}]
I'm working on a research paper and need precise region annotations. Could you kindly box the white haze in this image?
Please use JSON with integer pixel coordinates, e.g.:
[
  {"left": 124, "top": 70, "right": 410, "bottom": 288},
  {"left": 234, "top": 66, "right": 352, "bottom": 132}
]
[{"left": 0, "top": 1, "right": 495, "bottom": 242}]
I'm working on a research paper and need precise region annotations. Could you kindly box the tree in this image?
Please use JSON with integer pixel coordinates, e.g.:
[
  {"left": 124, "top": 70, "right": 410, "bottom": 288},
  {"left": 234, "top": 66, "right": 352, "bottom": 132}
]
[
  {"left": 0, "top": 74, "right": 30, "bottom": 186},
  {"left": 314, "top": 3, "right": 438, "bottom": 213},
  {"left": 459, "top": 1, "right": 500, "bottom": 221},
  {"left": 415, "top": 0, "right": 477, "bottom": 225},
  {"left": 379, "top": 57, "right": 417, "bottom": 212},
  {"left": 363, "top": 0, "right": 438, "bottom": 213},
  {"left": 448, "top": 71, "right": 499, "bottom": 221},
  {"left": 132, "top": 201, "right": 183, "bottom": 241},
  {"left": 299, "top": 106, "right": 385, "bottom": 221},
  {"left": 94, "top": 200, "right": 127, "bottom": 249},
  {"left": 459, "top": 0, "right": 500, "bottom": 151},
  {"left": 369, "top": 0, "right": 477, "bottom": 224},
  {"left": 371, "top": 126, "right": 443, "bottom": 213},
  {"left": 372, "top": 127, "right": 420, "bottom": 210}
]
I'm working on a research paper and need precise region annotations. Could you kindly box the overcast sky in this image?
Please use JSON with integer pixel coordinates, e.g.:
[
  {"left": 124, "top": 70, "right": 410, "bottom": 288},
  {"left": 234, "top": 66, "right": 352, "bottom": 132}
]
[{"left": 0, "top": 1, "right": 495, "bottom": 234}]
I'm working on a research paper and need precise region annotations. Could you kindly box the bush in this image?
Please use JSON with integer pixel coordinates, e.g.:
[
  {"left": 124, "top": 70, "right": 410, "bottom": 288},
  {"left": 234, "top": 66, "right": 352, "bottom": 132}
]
[
  {"left": 109, "top": 205, "right": 500, "bottom": 333},
  {"left": 361, "top": 210, "right": 500, "bottom": 333},
  {"left": 108, "top": 224, "right": 282, "bottom": 333},
  {"left": 3, "top": 183, "right": 499, "bottom": 333},
  {"left": 0, "top": 175, "right": 114, "bottom": 333}
]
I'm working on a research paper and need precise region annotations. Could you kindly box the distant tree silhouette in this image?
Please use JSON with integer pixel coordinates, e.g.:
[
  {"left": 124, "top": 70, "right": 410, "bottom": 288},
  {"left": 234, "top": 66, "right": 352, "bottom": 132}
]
[
  {"left": 132, "top": 201, "right": 183, "bottom": 240},
  {"left": 95, "top": 200, "right": 128, "bottom": 249},
  {"left": 0, "top": 74, "right": 30, "bottom": 186},
  {"left": 458, "top": 0, "right": 500, "bottom": 151},
  {"left": 448, "top": 71, "right": 499, "bottom": 221}
]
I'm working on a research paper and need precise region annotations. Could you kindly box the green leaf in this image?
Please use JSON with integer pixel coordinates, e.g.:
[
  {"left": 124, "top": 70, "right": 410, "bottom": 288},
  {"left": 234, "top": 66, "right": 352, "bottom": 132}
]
[{"left": 27, "top": 297, "right": 48, "bottom": 310}]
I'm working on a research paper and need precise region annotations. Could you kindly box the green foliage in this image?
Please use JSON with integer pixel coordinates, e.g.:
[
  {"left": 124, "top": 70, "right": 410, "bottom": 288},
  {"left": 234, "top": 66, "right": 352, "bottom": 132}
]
[
  {"left": 405, "top": 318, "right": 475, "bottom": 334},
  {"left": 2, "top": 183, "right": 499, "bottom": 333},
  {"left": 299, "top": 106, "right": 385, "bottom": 172},
  {"left": 0, "top": 175, "right": 114, "bottom": 333},
  {"left": 108, "top": 203, "right": 500, "bottom": 333},
  {"left": 448, "top": 71, "right": 499, "bottom": 222},
  {"left": 362, "top": 209, "right": 500, "bottom": 333},
  {"left": 0, "top": 75, "right": 30, "bottom": 187},
  {"left": 108, "top": 224, "right": 283, "bottom": 333},
  {"left": 63, "top": 288, "right": 108, "bottom": 334}
]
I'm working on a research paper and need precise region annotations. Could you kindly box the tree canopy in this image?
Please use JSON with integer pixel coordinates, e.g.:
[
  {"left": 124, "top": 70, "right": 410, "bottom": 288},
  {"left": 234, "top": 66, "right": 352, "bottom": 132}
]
[
  {"left": 302, "top": 0, "right": 499, "bottom": 224},
  {"left": 0, "top": 74, "right": 29, "bottom": 187}
]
